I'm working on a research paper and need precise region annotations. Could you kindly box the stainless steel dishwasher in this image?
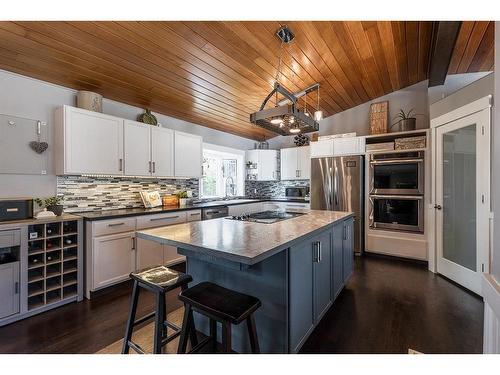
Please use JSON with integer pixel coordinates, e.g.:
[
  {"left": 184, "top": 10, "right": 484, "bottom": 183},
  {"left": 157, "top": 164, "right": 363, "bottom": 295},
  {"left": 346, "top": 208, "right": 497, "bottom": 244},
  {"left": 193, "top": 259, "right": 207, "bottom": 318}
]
[{"left": 202, "top": 206, "right": 229, "bottom": 220}]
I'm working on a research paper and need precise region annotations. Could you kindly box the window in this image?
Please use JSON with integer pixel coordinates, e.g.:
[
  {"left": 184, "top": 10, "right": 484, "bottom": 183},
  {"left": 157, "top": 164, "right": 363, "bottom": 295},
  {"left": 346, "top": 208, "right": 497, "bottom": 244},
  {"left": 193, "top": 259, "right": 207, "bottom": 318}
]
[{"left": 201, "top": 144, "right": 245, "bottom": 198}]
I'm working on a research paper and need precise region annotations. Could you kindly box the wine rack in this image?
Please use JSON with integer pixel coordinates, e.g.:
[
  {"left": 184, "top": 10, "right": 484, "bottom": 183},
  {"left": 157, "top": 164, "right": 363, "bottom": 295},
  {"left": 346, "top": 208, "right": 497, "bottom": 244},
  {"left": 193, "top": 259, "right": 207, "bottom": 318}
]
[{"left": 27, "top": 220, "right": 80, "bottom": 311}]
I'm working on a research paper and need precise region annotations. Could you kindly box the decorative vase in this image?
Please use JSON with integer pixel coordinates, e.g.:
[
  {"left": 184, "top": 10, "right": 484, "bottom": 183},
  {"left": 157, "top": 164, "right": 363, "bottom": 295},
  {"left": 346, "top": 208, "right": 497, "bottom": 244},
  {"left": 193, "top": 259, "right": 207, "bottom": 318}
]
[
  {"left": 179, "top": 198, "right": 188, "bottom": 206},
  {"left": 76, "top": 91, "right": 103, "bottom": 113},
  {"left": 138, "top": 109, "right": 158, "bottom": 126},
  {"left": 391, "top": 118, "right": 416, "bottom": 132},
  {"left": 47, "top": 205, "right": 63, "bottom": 216}
]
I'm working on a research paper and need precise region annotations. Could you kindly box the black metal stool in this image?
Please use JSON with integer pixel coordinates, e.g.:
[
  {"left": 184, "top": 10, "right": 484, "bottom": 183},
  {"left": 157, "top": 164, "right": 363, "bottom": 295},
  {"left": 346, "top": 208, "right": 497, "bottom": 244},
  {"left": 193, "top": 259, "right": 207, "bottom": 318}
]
[
  {"left": 122, "top": 265, "right": 197, "bottom": 354},
  {"left": 177, "top": 282, "right": 262, "bottom": 354}
]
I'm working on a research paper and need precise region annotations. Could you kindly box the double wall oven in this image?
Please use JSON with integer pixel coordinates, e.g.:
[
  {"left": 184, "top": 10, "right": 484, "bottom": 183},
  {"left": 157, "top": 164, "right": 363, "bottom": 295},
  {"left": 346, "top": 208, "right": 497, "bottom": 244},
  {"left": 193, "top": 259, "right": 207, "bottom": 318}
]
[{"left": 369, "top": 151, "right": 424, "bottom": 233}]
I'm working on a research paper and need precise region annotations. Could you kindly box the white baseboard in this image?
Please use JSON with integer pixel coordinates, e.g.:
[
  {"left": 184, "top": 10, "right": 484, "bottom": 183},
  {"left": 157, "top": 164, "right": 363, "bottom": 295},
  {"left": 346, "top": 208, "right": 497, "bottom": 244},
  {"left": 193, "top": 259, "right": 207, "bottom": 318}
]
[{"left": 482, "top": 274, "right": 500, "bottom": 353}]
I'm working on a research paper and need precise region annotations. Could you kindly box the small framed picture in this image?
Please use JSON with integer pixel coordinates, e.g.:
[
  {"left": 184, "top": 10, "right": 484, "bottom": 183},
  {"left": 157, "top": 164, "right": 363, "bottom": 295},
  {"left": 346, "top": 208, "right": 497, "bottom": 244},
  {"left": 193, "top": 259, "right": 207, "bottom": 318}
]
[{"left": 29, "top": 232, "right": 38, "bottom": 239}]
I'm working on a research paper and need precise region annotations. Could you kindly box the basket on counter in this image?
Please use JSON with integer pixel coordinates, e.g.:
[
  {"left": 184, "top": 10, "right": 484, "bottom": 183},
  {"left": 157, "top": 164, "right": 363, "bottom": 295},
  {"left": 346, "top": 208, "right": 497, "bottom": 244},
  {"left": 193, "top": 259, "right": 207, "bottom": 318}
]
[{"left": 395, "top": 136, "right": 426, "bottom": 150}]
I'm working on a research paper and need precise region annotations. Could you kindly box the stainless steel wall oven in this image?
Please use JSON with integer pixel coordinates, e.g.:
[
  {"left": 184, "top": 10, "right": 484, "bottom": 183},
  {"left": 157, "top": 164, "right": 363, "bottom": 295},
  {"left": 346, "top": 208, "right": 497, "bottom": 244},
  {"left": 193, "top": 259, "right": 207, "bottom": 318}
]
[
  {"left": 369, "top": 151, "right": 424, "bottom": 233},
  {"left": 369, "top": 151, "right": 424, "bottom": 195}
]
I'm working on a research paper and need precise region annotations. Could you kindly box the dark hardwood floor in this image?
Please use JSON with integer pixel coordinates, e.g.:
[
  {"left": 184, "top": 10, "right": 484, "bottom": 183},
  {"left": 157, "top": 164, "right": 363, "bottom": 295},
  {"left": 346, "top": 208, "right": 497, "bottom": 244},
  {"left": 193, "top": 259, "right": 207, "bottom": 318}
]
[
  {"left": 300, "top": 255, "right": 484, "bottom": 353},
  {"left": 0, "top": 257, "right": 483, "bottom": 354}
]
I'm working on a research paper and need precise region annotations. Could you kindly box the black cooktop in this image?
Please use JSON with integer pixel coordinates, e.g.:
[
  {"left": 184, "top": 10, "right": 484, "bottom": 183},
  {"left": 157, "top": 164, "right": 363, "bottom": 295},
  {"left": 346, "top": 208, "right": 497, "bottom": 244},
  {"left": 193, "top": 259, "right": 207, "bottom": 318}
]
[{"left": 226, "top": 210, "right": 306, "bottom": 224}]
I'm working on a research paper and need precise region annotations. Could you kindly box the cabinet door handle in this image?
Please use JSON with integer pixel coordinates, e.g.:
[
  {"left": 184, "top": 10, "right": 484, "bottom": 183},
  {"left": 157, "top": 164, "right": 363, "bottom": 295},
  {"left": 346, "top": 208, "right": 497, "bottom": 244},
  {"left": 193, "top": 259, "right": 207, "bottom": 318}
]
[
  {"left": 108, "top": 222, "right": 125, "bottom": 227},
  {"left": 153, "top": 161, "right": 156, "bottom": 173},
  {"left": 119, "top": 158, "right": 123, "bottom": 171},
  {"left": 190, "top": 212, "right": 201, "bottom": 216},
  {"left": 317, "top": 241, "right": 322, "bottom": 262},
  {"left": 343, "top": 226, "right": 347, "bottom": 240},
  {"left": 131, "top": 237, "right": 136, "bottom": 250},
  {"left": 149, "top": 161, "right": 152, "bottom": 173},
  {"left": 14, "top": 281, "right": 19, "bottom": 294}
]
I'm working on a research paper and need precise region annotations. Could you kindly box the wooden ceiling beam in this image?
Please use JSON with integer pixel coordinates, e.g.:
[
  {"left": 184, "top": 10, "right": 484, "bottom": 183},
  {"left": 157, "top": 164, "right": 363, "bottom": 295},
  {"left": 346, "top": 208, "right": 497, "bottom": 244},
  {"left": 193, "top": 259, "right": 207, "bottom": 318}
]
[{"left": 428, "top": 21, "right": 462, "bottom": 87}]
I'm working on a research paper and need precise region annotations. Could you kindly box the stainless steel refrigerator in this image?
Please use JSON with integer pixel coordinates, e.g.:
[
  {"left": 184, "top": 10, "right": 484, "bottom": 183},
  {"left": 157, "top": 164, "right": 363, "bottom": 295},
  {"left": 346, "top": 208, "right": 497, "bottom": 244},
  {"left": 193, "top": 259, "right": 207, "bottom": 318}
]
[{"left": 311, "top": 155, "right": 364, "bottom": 254}]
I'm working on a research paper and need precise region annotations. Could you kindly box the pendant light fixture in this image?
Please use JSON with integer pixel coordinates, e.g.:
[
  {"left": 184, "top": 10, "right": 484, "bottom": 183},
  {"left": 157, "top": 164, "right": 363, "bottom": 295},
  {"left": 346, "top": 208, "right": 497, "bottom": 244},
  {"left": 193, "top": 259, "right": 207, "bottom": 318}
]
[
  {"left": 249, "top": 26, "right": 320, "bottom": 136},
  {"left": 314, "top": 85, "right": 323, "bottom": 122}
]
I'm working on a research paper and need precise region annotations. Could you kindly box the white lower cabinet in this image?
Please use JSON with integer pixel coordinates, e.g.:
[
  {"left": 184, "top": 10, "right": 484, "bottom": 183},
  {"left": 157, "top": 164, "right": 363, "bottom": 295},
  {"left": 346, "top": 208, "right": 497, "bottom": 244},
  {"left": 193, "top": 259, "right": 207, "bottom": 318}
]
[
  {"left": 87, "top": 210, "right": 205, "bottom": 297},
  {"left": 0, "top": 262, "right": 20, "bottom": 319},
  {"left": 92, "top": 232, "right": 136, "bottom": 290}
]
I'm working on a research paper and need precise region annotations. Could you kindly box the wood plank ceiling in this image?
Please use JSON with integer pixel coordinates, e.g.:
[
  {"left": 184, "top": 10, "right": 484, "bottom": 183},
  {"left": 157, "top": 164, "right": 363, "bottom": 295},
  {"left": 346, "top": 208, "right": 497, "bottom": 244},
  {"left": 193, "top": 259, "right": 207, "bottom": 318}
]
[{"left": 0, "top": 21, "right": 494, "bottom": 140}]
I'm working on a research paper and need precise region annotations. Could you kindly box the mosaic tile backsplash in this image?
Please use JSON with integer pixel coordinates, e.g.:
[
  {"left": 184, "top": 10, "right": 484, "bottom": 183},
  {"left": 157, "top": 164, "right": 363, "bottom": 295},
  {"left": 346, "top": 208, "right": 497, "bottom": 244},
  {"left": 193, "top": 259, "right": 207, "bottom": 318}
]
[
  {"left": 57, "top": 176, "right": 199, "bottom": 212},
  {"left": 245, "top": 179, "right": 310, "bottom": 198}
]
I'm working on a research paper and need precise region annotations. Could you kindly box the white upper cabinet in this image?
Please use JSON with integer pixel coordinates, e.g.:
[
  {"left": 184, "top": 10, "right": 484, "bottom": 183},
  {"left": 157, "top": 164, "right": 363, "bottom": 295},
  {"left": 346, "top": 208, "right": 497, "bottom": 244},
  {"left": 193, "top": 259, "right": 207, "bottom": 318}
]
[
  {"left": 310, "top": 137, "right": 365, "bottom": 158},
  {"left": 246, "top": 149, "right": 278, "bottom": 181},
  {"left": 55, "top": 106, "right": 202, "bottom": 178},
  {"left": 151, "top": 127, "right": 174, "bottom": 177},
  {"left": 333, "top": 137, "right": 365, "bottom": 155},
  {"left": 310, "top": 139, "right": 334, "bottom": 158},
  {"left": 280, "top": 148, "right": 298, "bottom": 180},
  {"left": 174, "top": 131, "right": 202, "bottom": 178},
  {"left": 297, "top": 146, "right": 311, "bottom": 179},
  {"left": 281, "top": 146, "right": 310, "bottom": 180},
  {"left": 56, "top": 106, "right": 124, "bottom": 175},
  {"left": 124, "top": 120, "right": 151, "bottom": 176}
]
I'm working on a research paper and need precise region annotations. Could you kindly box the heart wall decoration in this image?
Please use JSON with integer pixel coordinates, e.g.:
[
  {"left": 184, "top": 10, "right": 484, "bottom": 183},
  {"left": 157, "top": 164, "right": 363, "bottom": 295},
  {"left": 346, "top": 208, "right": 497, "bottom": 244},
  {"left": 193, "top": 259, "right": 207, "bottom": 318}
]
[{"left": 29, "top": 141, "right": 49, "bottom": 154}]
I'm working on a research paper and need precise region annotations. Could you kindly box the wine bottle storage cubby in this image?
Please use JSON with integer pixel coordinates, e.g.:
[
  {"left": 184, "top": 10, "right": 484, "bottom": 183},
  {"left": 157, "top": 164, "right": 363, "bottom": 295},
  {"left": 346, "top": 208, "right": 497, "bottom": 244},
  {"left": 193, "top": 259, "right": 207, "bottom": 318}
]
[
  {"left": 63, "top": 259, "right": 77, "bottom": 274},
  {"left": 63, "top": 246, "right": 77, "bottom": 261},
  {"left": 45, "top": 222, "right": 61, "bottom": 237},
  {"left": 46, "top": 237, "right": 61, "bottom": 251},
  {"left": 45, "top": 249, "right": 61, "bottom": 264},
  {"left": 62, "top": 234, "right": 77, "bottom": 248},
  {"left": 28, "top": 224, "right": 44, "bottom": 240},
  {"left": 46, "top": 289, "right": 61, "bottom": 304},
  {"left": 28, "top": 267, "right": 44, "bottom": 283},
  {"left": 25, "top": 218, "right": 80, "bottom": 311},
  {"left": 63, "top": 284, "right": 77, "bottom": 299},
  {"left": 63, "top": 221, "right": 78, "bottom": 235},
  {"left": 28, "top": 239, "right": 44, "bottom": 254}
]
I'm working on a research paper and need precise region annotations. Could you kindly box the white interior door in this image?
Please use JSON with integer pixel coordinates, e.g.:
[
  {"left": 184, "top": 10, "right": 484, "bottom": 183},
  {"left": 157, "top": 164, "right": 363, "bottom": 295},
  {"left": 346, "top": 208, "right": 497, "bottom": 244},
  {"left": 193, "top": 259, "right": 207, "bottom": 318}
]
[{"left": 435, "top": 108, "right": 490, "bottom": 295}]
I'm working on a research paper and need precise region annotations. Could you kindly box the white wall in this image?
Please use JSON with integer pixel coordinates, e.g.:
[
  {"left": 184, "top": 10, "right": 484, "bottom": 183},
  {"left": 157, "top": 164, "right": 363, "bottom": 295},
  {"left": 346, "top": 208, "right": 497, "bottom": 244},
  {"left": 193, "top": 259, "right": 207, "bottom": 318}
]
[
  {"left": 429, "top": 73, "right": 494, "bottom": 120},
  {"left": 0, "top": 69, "right": 255, "bottom": 199}
]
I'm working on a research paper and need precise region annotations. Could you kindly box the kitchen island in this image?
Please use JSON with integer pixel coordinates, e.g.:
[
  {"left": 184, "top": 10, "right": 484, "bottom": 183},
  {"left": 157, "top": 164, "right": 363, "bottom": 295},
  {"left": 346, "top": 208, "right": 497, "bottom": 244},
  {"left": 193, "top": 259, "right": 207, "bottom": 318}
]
[{"left": 136, "top": 210, "right": 354, "bottom": 353}]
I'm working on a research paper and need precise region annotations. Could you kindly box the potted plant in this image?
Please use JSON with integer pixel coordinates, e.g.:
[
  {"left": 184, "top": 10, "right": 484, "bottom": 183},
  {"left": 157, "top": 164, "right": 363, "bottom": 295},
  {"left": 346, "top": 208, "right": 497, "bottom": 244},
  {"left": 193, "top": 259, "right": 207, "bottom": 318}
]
[
  {"left": 392, "top": 109, "right": 417, "bottom": 132},
  {"left": 35, "top": 196, "right": 63, "bottom": 216},
  {"left": 177, "top": 191, "right": 188, "bottom": 206}
]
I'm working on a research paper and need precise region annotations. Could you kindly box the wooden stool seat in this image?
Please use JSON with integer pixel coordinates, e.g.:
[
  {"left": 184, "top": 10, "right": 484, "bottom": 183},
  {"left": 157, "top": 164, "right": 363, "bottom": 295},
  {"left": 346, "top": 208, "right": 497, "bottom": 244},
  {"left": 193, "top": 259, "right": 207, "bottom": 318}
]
[
  {"left": 131, "top": 265, "right": 193, "bottom": 293},
  {"left": 122, "top": 266, "right": 196, "bottom": 354},
  {"left": 177, "top": 282, "right": 261, "bottom": 354},
  {"left": 179, "top": 282, "right": 261, "bottom": 324}
]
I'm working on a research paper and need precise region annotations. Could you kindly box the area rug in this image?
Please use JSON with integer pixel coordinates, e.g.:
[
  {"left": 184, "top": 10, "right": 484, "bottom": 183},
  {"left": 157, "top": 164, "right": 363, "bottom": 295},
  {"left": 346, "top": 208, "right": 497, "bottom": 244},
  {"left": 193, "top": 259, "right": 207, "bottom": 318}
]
[{"left": 97, "top": 307, "right": 185, "bottom": 354}]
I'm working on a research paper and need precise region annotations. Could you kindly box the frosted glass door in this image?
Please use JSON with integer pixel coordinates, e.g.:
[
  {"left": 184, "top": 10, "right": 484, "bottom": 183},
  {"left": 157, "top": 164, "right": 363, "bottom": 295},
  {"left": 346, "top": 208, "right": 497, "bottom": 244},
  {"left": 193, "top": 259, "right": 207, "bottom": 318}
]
[
  {"left": 435, "top": 109, "right": 490, "bottom": 295},
  {"left": 442, "top": 125, "right": 476, "bottom": 270}
]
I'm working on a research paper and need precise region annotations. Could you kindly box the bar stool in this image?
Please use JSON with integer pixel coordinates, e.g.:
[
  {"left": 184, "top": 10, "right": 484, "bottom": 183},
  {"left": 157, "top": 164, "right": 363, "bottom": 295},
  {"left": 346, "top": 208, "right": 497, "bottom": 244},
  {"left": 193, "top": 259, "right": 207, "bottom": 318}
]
[
  {"left": 177, "top": 282, "right": 262, "bottom": 354},
  {"left": 121, "top": 265, "right": 197, "bottom": 354}
]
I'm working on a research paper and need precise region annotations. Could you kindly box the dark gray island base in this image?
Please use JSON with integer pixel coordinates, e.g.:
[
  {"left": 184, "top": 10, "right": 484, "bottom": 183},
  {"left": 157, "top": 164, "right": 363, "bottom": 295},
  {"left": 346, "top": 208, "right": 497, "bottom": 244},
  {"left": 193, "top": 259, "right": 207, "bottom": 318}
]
[{"left": 137, "top": 210, "right": 354, "bottom": 353}]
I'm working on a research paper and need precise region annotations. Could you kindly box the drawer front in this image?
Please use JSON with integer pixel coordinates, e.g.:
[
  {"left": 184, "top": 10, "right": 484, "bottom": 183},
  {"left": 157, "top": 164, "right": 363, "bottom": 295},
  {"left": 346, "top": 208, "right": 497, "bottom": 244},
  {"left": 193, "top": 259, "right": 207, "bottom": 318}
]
[
  {"left": 136, "top": 212, "right": 187, "bottom": 230},
  {"left": 186, "top": 209, "right": 202, "bottom": 222},
  {"left": 92, "top": 217, "right": 136, "bottom": 237}
]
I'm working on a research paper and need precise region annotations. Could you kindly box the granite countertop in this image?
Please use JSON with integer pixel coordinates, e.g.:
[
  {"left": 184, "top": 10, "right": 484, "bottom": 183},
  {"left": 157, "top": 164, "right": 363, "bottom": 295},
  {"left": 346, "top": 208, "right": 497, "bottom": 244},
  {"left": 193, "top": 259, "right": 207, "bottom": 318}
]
[
  {"left": 73, "top": 197, "right": 310, "bottom": 221},
  {"left": 136, "top": 210, "right": 353, "bottom": 265}
]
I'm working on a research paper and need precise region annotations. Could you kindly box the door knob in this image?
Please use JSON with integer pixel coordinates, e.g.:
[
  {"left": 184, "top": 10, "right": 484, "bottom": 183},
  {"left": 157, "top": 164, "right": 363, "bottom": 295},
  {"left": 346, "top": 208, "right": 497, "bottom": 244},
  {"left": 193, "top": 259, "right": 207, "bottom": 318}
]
[{"left": 434, "top": 204, "right": 442, "bottom": 210}]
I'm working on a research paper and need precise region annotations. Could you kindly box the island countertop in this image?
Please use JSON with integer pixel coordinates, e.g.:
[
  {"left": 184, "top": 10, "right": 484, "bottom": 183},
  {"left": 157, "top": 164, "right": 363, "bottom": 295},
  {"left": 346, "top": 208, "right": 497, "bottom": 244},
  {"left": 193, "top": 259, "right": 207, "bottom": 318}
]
[{"left": 136, "top": 210, "right": 353, "bottom": 265}]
